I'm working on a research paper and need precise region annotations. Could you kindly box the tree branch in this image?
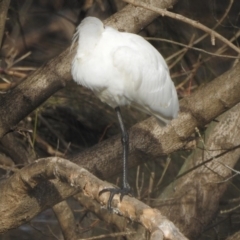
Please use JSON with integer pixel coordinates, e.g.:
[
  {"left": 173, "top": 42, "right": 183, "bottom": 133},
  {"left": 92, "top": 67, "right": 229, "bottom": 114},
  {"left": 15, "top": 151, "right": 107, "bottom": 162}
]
[
  {"left": 52, "top": 201, "right": 78, "bottom": 240},
  {"left": 0, "top": 157, "right": 187, "bottom": 240},
  {"left": 123, "top": 0, "right": 240, "bottom": 54},
  {"left": 155, "top": 102, "right": 240, "bottom": 238}
]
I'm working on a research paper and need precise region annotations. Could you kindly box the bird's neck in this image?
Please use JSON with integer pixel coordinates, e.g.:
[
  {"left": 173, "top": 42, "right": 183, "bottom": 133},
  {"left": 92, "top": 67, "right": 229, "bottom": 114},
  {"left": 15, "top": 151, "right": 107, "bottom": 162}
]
[
  {"left": 77, "top": 25, "right": 103, "bottom": 56},
  {"left": 77, "top": 37, "right": 99, "bottom": 55}
]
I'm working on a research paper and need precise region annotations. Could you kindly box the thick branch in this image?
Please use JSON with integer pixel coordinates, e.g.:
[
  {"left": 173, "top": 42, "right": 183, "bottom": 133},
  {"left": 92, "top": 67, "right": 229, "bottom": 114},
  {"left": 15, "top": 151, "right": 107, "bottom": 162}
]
[
  {"left": 104, "top": 0, "right": 177, "bottom": 33},
  {"left": 74, "top": 193, "right": 140, "bottom": 240},
  {"left": 155, "top": 102, "right": 240, "bottom": 238},
  {"left": 0, "top": 157, "right": 187, "bottom": 240}
]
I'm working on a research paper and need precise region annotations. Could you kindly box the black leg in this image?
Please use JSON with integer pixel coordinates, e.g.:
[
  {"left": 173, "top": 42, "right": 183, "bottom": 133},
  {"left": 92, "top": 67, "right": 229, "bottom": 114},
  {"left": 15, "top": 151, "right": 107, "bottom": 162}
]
[
  {"left": 115, "top": 106, "right": 130, "bottom": 190},
  {"left": 99, "top": 106, "right": 132, "bottom": 209}
]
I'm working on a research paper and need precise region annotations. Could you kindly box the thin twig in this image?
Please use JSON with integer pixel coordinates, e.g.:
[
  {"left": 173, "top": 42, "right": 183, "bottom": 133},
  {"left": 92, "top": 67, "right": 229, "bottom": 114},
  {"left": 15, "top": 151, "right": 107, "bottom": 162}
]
[
  {"left": 147, "top": 161, "right": 156, "bottom": 205},
  {"left": 0, "top": 164, "right": 19, "bottom": 172},
  {"left": 168, "top": 35, "right": 195, "bottom": 70},
  {"left": 166, "top": 0, "right": 234, "bottom": 62},
  {"left": 147, "top": 37, "right": 239, "bottom": 59},
  {"left": 189, "top": 0, "right": 234, "bottom": 47},
  {"left": 38, "top": 114, "right": 69, "bottom": 149},
  {"left": 124, "top": 0, "right": 240, "bottom": 54},
  {"left": 136, "top": 165, "right": 144, "bottom": 199},
  {"left": 176, "top": 55, "right": 202, "bottom": 92},
  {"left": 156, "top": 156, "right": 171, "bottom": 188}
]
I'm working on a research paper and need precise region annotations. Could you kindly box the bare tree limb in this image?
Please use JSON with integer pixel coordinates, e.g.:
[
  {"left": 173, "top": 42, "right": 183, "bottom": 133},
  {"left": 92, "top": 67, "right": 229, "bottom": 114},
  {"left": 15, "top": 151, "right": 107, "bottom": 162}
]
[
  {"left": 154, "top": 102, "right": 240, "bottom": 238},
  {"left": 104, "top": 0, "right": 178, "bottom": 33},
  {"left": 53, "top": 201, "right": 78, "bottom": 240},
  {"left": 73, "top": 193, "right": 141, "bottom": 240},
  {"left": 0, "top": 160, "right": 78, "bottom": 233},
  {"left": 0, "top": 157, "right": 188, "bottom": 240}
]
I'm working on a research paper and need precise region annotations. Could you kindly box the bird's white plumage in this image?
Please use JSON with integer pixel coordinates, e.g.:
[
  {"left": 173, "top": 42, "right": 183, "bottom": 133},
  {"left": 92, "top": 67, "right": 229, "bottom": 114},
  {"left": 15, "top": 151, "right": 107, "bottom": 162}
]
[{"left": 71, "top": 17, "right": 179, "bottom": 124}]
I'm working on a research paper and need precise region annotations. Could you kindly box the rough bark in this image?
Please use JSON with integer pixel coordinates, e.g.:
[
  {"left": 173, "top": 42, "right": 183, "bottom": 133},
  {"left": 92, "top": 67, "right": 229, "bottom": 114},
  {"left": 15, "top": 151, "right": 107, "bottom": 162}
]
[
  {"left": 0, "top": 157, "right": 187, "bottom": 240},
  {"left": 0, "top": 132, "right": 34, "bottom": 165},
  {"left": 73, "top": 193, "right": 140, "bottom": 240},
  {"left": 154, "top": 102, "right": 240, "bottom": 239},
  {"left": 104, "top": 0, "right": 178, "bottom": 33}
]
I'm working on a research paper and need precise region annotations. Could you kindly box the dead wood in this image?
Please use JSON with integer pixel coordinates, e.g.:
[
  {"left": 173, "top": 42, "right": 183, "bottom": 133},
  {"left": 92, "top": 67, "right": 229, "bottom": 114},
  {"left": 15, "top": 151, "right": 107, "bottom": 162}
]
[
  {"left": 0, "top": 157, "right": 188, "bottom": 240},
  {"left": 53, "top": 201, "right": 78, "bottom": 240},
  {"left": 0, "top": 159, "right": 78, "bottom": 233},
  {"left": 73, "top": 193, "right": 139, "bottom": 240},
  {"left": 153, "top": 102, "right": 240, "bottom": 238}
]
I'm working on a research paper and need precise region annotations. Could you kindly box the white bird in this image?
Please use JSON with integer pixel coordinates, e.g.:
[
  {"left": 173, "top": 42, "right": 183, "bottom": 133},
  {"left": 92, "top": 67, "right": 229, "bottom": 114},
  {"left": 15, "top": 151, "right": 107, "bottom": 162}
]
[{"left": 71, "top": 17, "right": 179, "bottom": 208}]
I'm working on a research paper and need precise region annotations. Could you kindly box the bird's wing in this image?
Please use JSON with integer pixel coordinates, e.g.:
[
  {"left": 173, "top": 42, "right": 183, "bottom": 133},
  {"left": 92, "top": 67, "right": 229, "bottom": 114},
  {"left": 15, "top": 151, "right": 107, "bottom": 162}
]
[{"left": 112, "top": 38, "right": 178, "bottom": 122}]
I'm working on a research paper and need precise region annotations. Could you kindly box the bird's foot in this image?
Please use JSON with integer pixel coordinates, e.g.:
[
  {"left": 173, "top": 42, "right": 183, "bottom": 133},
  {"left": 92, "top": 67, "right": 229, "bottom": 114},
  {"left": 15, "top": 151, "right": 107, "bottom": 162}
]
[{"left": 99, "top": 187, "right": 132, "bottom": 210}]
